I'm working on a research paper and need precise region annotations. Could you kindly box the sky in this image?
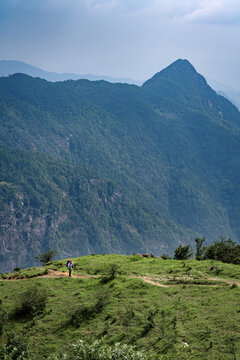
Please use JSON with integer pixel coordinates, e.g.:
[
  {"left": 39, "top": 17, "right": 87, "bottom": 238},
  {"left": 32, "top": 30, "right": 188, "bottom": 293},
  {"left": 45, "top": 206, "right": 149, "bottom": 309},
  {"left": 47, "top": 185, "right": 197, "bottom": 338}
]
[{"left": 1, "top": 0, "right": 240, "bottom": 88}]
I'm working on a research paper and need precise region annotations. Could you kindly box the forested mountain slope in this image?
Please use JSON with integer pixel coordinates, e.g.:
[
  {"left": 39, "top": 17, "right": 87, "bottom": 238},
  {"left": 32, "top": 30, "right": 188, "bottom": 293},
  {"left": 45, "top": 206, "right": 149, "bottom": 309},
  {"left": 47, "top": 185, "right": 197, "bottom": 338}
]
[
  {"left": 0, "top": 145, "right": 184, "bottom": 271},
  {"left": 1, "top": 59, "right": 240, "bottom": 270}
]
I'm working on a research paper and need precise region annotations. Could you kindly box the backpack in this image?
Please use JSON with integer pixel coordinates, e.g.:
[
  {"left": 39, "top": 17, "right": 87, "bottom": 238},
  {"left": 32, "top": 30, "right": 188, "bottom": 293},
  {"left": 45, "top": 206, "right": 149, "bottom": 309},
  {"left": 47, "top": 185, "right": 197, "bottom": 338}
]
[
  {"left": 66, "top": 259, "right": 72, "bottom": 267},
  {"left": 68, "top": 261, "right": 73, "bottom": 270}
]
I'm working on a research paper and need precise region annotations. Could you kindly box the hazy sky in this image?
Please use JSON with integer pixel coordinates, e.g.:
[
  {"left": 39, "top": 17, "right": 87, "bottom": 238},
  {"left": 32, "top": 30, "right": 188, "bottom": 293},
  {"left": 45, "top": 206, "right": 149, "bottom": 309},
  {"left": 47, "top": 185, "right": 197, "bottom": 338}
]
[{"left": 1, "top": 0, "right": 240, "bottom": 88}]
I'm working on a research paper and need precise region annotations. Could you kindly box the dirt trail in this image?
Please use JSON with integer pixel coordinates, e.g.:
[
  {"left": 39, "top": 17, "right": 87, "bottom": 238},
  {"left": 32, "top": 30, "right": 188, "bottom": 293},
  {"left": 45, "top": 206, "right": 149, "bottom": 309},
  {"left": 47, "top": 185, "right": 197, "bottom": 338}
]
[
  {"left": 207, "top": 276, "right": 240, "bottom": 287},
  {"left": 0, "top": 269, "right": 97, "bottom": 281},
  {"left": 129, "top": 274, "right": 240, "bottom": 287},
  {"left": 130, "top": 275, "right": 170, "bottom": 287},
  {"left": 1, "top": 269, "right": 240, "bottom": 287},
  {"left": 39, "top": 269, "right": 95, "bottom": 279}
]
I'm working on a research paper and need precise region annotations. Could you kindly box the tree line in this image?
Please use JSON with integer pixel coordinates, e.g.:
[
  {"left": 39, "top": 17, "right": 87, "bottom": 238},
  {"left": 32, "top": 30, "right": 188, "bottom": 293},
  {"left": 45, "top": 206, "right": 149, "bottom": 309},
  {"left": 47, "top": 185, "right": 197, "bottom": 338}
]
[{"left": 173, "top": 236, "right": 240, "bottom": 264}]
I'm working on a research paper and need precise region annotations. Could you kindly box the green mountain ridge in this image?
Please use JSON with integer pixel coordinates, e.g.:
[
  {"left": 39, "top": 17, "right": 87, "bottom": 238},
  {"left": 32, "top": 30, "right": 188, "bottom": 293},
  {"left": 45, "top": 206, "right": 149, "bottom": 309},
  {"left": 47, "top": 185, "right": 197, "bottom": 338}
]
[{"left": 0, "top": 59, "right": 240, "bottom": 271}]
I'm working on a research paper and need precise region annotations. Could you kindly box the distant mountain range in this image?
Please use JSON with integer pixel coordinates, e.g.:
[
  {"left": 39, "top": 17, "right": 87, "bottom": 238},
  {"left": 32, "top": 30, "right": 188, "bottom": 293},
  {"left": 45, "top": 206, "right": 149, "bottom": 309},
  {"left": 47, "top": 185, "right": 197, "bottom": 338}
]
[
  {"left": 206, "top": 78, "right": 240, "bottom": 110},
  {"left": 1, "top": 58, "right": 240, "bottom": 271},
  {"left": 1, "top": 59, "right": 240, "bottom": 110},
  {"left": 0, "top": 60, "right": 142, "bottom": 85}
]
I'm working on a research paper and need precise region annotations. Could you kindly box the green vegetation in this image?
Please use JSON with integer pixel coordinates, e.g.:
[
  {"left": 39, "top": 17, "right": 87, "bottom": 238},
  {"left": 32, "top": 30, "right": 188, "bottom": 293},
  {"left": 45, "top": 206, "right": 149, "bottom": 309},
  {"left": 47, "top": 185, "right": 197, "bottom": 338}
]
[
  {"left": 1, "top": 267, "right": 48, "bottom": 280},
  {"left": 35, "top": 250, "right": 58, "bottom": 265},
  {"left": 174, "top": 245, "right": 193, "bottom": 260},
  {"left": 195, "top": 237, "right": 206, "bottom": 261},
  {"left": 53, "top": 340, "right": 147, "bottom": 360},
  {"left": 0, "top": 331, "right": 33, "bottom": 359},
  {"left": 204, "top": 237, "right": 240, "bottom": 264},
  {"left": 0, "top": 255, "right": 239, "bottom": 359},
  {"left": 1, "top": 59, "right": 240, "bottom": 271},
  {"left": 14, "top": 283, "right": 48, "bottom": 318},
  {"left": 0, "top": 144, "right": 173, "bottom": 272}
]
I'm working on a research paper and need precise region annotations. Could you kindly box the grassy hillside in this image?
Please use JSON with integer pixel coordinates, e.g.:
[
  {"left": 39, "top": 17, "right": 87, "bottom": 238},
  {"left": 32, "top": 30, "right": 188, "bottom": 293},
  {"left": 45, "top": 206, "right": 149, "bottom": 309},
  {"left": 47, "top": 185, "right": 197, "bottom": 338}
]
[{"left": 0, "top": 255, "right": 239, "bottom": 359}]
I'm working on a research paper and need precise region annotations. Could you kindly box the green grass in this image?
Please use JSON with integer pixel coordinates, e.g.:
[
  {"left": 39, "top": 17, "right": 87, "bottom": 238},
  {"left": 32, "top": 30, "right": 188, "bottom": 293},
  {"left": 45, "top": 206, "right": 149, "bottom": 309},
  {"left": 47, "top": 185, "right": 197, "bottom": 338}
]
[
  {"left": 0, "top": 255, "right": 240, "bottom": 359},
  {"left": 45, "top": 254, "right": 240, "bottom": 281},
  {"left": 1, "top": 267, "right": 48, "bottom": 280}
]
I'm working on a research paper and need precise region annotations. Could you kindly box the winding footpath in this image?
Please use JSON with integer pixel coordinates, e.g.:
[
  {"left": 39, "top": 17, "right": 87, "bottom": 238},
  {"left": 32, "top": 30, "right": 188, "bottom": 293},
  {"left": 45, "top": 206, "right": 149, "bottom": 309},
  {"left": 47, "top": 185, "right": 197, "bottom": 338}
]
[{"left": 1, "top": 269, "right": 240, "bottom": 287}]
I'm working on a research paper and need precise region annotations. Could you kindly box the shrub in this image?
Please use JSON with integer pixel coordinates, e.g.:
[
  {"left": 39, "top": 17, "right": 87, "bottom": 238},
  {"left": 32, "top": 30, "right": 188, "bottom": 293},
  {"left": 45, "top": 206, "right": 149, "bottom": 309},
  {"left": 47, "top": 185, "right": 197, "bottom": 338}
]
[
  {"left": 174, "top": 245, "right": 193, "bottom": 260},
  {"left": 0, "top": 332, "right": 32, "bottom": 360},
  {"left": 70, "top": 291, "right": 109, "bottom": 327},
  {"left": 14, "top": 283, "right": 48, "bottom": 318},
  {"left": 35, "top": 249, "right": 57, "bottom": 265},
  {"left": 161, "top": 254, "right": 172, "bottom": 260},
  {"left": 100, "top": 264, "right": 119, "bottom": 284},
  {"left": 130, "top": 255, "right": 142, "bottom": 261},
  {"left": 70, "top": 305, "right": 96, "bottom": 326},
  {"left": 50, "top": 340, "right": 147, "bottom": 360},
  {"left": 204, "top": 237, "right": 240, "bottom": 264}
]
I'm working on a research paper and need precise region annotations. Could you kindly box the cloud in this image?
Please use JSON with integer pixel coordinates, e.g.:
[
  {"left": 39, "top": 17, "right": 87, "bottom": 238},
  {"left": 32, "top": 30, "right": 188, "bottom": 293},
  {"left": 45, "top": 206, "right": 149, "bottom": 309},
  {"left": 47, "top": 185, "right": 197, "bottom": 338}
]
[
  {"left": 1, "top": 0, "right": 240, "bottom": 24},
  {"left": 183, "top": 0, "right": 240, "bottom": 24},
  {"left": 74, "top": 0, "right": 240, "bottom": 24}
]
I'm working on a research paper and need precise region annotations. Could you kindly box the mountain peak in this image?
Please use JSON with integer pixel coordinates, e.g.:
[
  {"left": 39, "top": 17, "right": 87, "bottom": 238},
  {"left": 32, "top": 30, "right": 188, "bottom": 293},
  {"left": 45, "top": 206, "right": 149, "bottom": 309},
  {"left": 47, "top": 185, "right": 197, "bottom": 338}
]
[
  {"left": 142, "top": 59, "right": 217, "bottom": 112},
  {"left": 143, "top": 59, "right": 202, "bottom": 88},
  {"left": 142, "top": 58, "right": 214, "bottom": 102},
  {"left": 165, "top": 58, "right": 197, "bottom": 74}
]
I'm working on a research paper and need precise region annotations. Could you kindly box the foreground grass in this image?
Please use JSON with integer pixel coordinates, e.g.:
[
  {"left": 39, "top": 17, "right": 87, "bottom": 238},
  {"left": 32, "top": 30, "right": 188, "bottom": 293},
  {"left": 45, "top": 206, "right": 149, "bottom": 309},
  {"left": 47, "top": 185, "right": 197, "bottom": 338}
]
[{"left": 0, "top": 255, "right": 240, "bottom": 359}]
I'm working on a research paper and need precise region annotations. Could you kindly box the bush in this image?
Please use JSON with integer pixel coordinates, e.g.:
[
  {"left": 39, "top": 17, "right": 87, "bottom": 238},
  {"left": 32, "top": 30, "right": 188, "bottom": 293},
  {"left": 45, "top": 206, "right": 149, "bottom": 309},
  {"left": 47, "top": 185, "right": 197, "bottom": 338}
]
[
  {"left": 204, "top": 237, "right": 240, "bottom": 264},
  {"left": 161, "top": 254, "right": 172, "bottom": 260},
  {"left": 70, "top": 291, "right": 109, "bottom": 327},
  {"left": 35, "top": 249, "right": 57, "bottom": 265},
  {"left": 130, "top": 255, "right": 142, "bottom": 261},
  {"left": 0, "top": 332, "right": 32, "bottom": 360},
  {"left": 50, "top": 340, "right": 147, "bottom": 360},
  {"left": 100, "top": 264, "right": 119, "bottom": 284},
  {"left": 174, "top": 245, "right": 193, "bottom": 260},
  {"left": 14, "top": 284, "right": 48, "bottom": 318}
]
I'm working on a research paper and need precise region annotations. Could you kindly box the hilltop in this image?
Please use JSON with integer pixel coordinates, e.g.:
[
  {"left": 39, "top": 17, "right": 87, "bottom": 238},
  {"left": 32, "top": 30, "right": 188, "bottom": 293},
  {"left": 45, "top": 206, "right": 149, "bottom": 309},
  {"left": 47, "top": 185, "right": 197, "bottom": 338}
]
[{"left": 0, "top": 255, "right": 239, "bottom": 359}]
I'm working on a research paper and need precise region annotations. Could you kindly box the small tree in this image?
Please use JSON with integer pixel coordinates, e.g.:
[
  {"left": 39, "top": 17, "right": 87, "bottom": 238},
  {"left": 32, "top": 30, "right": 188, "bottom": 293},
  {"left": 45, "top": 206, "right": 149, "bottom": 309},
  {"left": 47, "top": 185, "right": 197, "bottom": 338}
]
[
  {"left": 35, "top": 249, "right": 57, "bottom": 265},
  {"left": 174, "top": 245, "right": 193, "bottom": 260},
  {"left": 15, "top": 283, "right": 48, "bottom": 317},
  {"left": 195, "top": 236, "right": 206, "bottom": 260},
  {"left": 204, "top": 237, "right": 240, "bottom": 264}
]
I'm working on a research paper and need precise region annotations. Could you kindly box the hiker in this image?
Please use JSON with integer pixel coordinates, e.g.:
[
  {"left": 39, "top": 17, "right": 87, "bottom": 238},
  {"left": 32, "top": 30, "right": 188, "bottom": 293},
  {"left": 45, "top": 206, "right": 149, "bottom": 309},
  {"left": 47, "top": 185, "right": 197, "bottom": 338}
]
[{"left": 66, "top": 259, "right": 74, "bottom": 277}]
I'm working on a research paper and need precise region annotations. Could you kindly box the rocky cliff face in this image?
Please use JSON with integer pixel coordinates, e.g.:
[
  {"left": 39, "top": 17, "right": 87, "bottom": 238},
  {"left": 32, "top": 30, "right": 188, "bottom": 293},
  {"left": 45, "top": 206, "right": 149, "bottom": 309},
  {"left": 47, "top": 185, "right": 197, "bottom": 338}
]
[
  {"left": 0, "top": 153, "right": 176, "bottom": 273},
  {"left": 0, "top": 188, "right": 59, "bottom": 271}
]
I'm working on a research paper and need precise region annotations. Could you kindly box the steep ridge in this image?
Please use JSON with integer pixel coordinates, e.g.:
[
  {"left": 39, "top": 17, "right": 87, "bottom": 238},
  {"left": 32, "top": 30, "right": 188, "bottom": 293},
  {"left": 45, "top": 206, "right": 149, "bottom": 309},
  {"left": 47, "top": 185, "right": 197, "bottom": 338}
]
[
  {"left": 1, "top": 59, "right": 240, "bottom": 270},
  {"left": 143, "top": 59, "right": 240, "bottom": 123}
]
